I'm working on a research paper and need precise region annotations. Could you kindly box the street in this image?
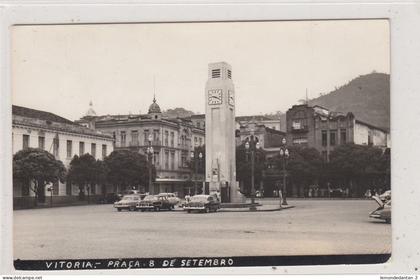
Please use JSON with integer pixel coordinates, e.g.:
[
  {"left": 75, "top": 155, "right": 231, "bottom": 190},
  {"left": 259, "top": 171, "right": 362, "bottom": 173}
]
[{"left": 13, "top": 199, "right": 391, "bottom": 260}]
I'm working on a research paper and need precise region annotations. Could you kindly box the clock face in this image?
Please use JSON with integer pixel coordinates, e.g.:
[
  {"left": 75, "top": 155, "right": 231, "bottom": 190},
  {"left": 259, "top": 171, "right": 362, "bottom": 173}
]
[
  {"left": 228, "top": 90, "right": 235, "bottom": 106},
  {"left": 208, "top": 89, "right": 223, "bottom": 105}
]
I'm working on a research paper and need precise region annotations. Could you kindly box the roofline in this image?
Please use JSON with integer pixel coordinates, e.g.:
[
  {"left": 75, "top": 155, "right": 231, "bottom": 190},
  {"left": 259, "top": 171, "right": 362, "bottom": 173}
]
[{"left": 355, "top": 119, "right": 389, "bottom": 133}]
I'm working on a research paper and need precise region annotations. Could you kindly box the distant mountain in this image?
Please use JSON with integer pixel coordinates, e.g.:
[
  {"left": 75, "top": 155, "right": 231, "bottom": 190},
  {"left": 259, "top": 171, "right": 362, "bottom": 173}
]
[
  {"left": 307, "top": 72, "right": 390, "bottom": 131},
  {"left": 162, "top": 107, "right": 196, "bottom": 119}
]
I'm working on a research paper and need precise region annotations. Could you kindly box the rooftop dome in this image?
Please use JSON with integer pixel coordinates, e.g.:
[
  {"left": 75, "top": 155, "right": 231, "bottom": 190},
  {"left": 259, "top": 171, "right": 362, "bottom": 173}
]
[
  {"left": 86, "top": 101, "right": 97, "bottom": 117},
  {"left": 148, "top": 96, "right": 161, "bottom": 114}
]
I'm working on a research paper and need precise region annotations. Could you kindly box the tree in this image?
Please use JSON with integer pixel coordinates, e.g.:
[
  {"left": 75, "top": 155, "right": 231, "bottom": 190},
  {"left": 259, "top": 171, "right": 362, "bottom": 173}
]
[
  {"left": 104, "top": 149, "right": 156, "bottom": 193},
  {"left": 13, "top": 148, "right": 66, "bottom": 206},
  {"left": 188, "top": 145, "right": 206, "bottom": 174},
  {"left": 328, "top": 144, "right": 390, "bottom": 196},
  {"left": 236, "top": 144, "right": 266, "bottom": 196},
  {"left": 66, "top": 154, "right": 105, "bottom": 202},
  {"left": 273, "top": 146, "right": 323, "bottom": 196}
]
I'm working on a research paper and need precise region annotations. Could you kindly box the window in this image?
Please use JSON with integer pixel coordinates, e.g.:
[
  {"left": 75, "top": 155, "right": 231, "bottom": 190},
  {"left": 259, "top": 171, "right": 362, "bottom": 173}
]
[
  {"left": 79, "top": 142, "right": 85, "bottom": 155},
  {"left": 144, "top": 130, "right": 149, "bottom": 144},
  {"left": 165, "top": 131, "right": 169, "bottom": 146},
  {"left": 368, "top": 131, "right": 373, "bottom": 146},
  {"left": 181, "top": 152, "right": 187, "bottom": 167},
  {"left": 194, "top": 137, "right": 198, "bottom": 145},
  {"left": 340, "top": 129, "right": 347, "bottom": 145},
  {"left": 321, "top": 130, "right": 327, "bottom": 147},
  {"left": 199, "top": 137, "right": 203, "bottom": 146},
  {"left": 131, "top": 130, "right": 139, "bottom": 146},
  {"left": 120, "top": 131, "right": 126, "bottom": 147},
  {"left": 170, "top": 152, "right": 175, "bottom": 170},
  {"left": 292, "top": 121, "right": 302, "bottom": 130},
  {"left": 102, "top": 144, "right": 107, "bottom": 159},
  {"left": 66, "top": 181, "right": 72, "bottom": 196},
  {"left": 153, "top": 129, "right": 160, "bottom": 143},
  {"left": 38, "top": 136, "right": 45, "bottom": 150},
  {"left": 227, "top": 69, "right": 232, "bottom": 79},
  {"left": 170, "top": 132, "right": 174, "bottom": 147},
  {"left": 66, "top": 140, "right": 72, "bottom": 158},
  {"left": 330, "top": 130, "right": 336, "bottom": 146},
  {"left": 212, "top": 68, "right": 221, "bottom": 78},
  {"left": 22, "top": 134, "right": 30, "bottom": 149},
  {"left": 53, "top": 137, "right": 59, "bottom": 157},
  {"left": 153, "top": 152, "right": 160, "bottom": 166},
  {"left": 112, "top": 132, "right": 116, "bottom": 140},
  {"left": 165, "top": 151, "right": 169, "bottom": 169},
  {"left": 91, "top": 143, "right": 96, "bottom": 158}
]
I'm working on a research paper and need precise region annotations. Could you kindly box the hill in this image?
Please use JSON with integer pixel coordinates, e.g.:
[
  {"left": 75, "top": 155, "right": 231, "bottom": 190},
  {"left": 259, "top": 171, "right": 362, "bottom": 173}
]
[{"left": 307, "top": 72, "right": 390, "bottom": 131}]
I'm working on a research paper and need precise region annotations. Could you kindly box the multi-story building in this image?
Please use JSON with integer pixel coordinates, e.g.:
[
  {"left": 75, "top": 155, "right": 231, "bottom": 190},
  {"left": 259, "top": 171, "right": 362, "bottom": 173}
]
[
  {"left": 286, "top": 104, "right": 390, "bottom": 161},
  {"left": 77, "top": 97, "right": 205, "bottom": 196},
  {"left": 12, "top": 105, "right": 114, "bottom": 209}
]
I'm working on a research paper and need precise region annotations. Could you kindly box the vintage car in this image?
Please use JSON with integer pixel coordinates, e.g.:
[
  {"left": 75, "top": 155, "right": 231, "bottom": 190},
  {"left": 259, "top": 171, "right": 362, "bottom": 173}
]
[
  {"left": 379, "top": 190, "right": 391, "bottom": 202},
  {"left": 113, "top": 194, "right": 142, "bottom": 211},
  {"left": 158, "top": 192, "right": 180, "bottom": 205},
  {"left": 369, "top": 196, "right": 391, "bottom": 223},
  {"left": 136, "top": 194, "right": 175, "bottom": 211},
  {"left": 184, "top": 194, "right": 220, "bottom": 213}
]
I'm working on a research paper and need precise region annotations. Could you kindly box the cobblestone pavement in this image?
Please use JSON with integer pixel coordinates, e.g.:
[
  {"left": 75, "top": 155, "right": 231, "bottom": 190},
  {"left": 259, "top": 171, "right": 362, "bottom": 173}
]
[{"left": 13, "top": 199, "right": 391, "bottom": 259}]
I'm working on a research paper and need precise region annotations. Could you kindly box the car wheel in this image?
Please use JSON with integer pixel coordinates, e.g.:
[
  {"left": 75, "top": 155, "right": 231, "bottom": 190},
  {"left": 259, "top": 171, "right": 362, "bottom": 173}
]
[
  {"left": 154, "top": 206, "right": 160, "bottom": 212},
  {"left": 140, "top": 209, "right": 145, "bottom": 212},
  {"left": 129, "top": 206, "right": 135, "bottom": 211},
  {"left": 205, "top": 207, "right": 210, "bottom": 213},
  {"left": 385, "top": 218, "right": 391, "bottom": 224},
  {"left": 117, "top": 208, "right": 122, "bottom": 212},
  {"left": 187, "top": 210, "right": 191, "bottom": 213}
]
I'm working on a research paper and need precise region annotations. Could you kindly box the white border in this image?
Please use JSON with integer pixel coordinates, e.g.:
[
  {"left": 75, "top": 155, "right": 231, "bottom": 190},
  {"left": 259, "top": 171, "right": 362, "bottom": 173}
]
[{"left": 1, "top": 0, "right": 420, "bottom": 275}]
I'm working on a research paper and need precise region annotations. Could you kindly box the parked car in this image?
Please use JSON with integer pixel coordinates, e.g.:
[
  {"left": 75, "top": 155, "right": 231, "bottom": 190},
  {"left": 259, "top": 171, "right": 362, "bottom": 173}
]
[
  {"left": 158, "top": 193, "right": 180, "bottom": 206},
  {"left": 113, "top": 194, "right": 142, "bottom": 211},
  {"left": 379, "top": 190, "right": 391, "bottom": 202},
  {"left": 100, "top": 193, "right": 120, "bottom": 204},
  {"left": 136, "top": 194, "right": 174, "bottom": 211},
  {"left": 184, "top": 194, "right": 220, "bottom": 213},
  {"left": 369, "top": 196, "right": 391, "bottom": 223}
]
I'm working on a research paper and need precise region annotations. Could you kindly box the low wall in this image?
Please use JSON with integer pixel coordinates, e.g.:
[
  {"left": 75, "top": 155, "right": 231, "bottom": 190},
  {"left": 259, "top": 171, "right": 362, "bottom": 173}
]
[{"left": 13, "top": 195, "right": 105, "bottom": 210}]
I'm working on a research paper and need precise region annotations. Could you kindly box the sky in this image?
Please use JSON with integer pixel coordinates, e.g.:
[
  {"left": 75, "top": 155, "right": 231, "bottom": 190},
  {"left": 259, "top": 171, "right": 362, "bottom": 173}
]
[{"left": 11, "top": 20, "right": 389, "bottom": 121}]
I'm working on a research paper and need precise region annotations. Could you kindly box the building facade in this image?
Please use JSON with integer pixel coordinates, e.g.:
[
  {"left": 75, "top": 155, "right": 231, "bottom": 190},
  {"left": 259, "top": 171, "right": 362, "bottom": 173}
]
[
  {"left": 286, "top": 104, "right": 390, "bottom": 161},
  {"left": 12, "top": 105, "right": 114, "bottom": 209},
  {"left": 77, "top": 98, "right": 205, "bottom": 196}
]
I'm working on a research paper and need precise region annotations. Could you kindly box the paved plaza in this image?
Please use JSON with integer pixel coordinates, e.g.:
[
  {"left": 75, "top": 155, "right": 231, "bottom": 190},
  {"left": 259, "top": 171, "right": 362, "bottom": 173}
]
[{"left": 13, "top": 199, "right": 391, "bottom": 260}]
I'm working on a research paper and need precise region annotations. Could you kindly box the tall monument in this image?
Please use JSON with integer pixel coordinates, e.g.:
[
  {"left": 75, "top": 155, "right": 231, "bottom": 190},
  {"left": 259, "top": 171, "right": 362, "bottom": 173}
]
[{"left": 205, "top": 62, "right": 244, "bottom": 203}]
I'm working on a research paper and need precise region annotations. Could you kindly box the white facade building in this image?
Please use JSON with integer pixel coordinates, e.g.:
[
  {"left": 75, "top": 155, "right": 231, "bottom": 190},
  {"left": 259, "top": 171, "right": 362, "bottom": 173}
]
[{"left": 12, "top": 105, "right": 114, "bottom": 208}]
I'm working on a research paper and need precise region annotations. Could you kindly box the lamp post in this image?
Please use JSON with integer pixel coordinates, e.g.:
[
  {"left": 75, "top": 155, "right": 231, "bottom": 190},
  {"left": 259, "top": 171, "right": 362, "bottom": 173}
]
[
  {"left": 279, "top": 137, "right": 289, "bottom": 206},
  {"left": 147, "top": 134, "right": 154, "bottom": 194},
  {"left": 190, "top": 144, "right": 203, "bottom": 195},
  {"left": 245, "top": 136, "right": 260, "bottom": 211}
]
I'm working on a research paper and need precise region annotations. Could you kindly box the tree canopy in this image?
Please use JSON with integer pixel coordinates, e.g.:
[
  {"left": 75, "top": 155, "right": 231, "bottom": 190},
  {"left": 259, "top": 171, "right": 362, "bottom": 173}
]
[
  {"left": 104, "top": 149, "right": 156, "bottom": 191},
  {"left": 67, "top": 154, "right": 104, "bottom": 194},
  {"left": 236, "top": 143, "right": 266, "bottom": 196},
  {"left": 13, "top": 148, "right": 66, "bottom": 204}
]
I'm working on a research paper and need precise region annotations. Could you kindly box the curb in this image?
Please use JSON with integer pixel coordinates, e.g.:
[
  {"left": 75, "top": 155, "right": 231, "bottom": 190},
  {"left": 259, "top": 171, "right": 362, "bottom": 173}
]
[{"left": 218, "top": 205, "right": 295, "bottom": 213}]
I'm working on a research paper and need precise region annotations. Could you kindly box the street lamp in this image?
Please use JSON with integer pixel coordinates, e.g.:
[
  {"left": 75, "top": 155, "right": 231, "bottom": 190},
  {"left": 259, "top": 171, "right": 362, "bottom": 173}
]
[
  {"left": 147, "top": 134, "right": 154, "bottom": 194},
  {"left": 190, "top": 144, "right": 203, "bottom": 195},
  {"left": 279, "top": 137, "right": 289, "bottom": 206},
  {"left": 245, "top": 136, "right": 260, "bottom": 211}
]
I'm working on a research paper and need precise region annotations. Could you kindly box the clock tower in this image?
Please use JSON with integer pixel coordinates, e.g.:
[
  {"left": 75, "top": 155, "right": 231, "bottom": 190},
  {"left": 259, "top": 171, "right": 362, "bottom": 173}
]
[{"left": 205, "top": 62, "right": 244, "bottom": 203}]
